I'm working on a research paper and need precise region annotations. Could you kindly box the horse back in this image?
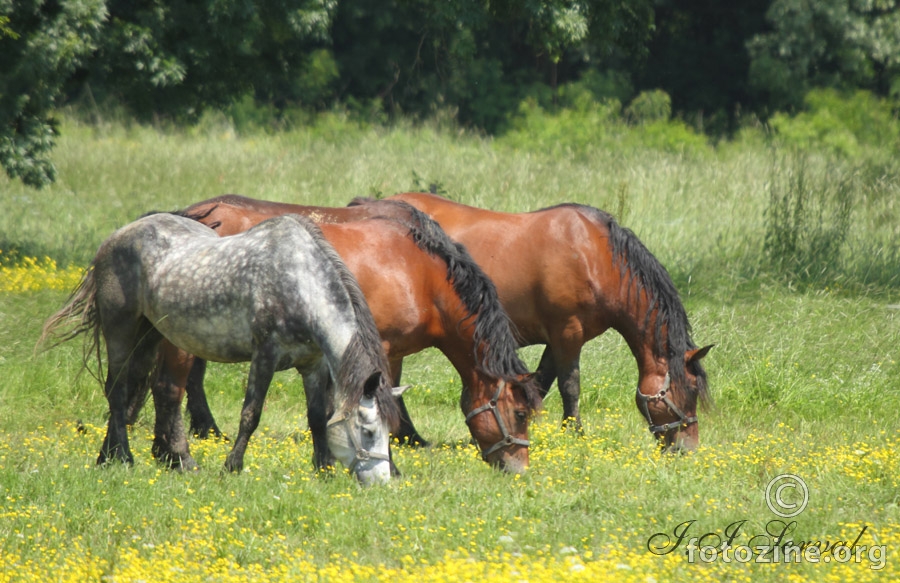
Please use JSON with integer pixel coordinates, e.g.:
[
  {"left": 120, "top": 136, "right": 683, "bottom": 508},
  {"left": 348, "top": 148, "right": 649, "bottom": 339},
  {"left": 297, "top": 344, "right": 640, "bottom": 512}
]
[
  {"left": 181, "top": 194, "right": 409, "bottom": 232},
  {"left": 104, "top": 214, "right": 356, "bottom": 366},
  {"left": 385, "top": 193, "right": 620, "bottom": 345},
  {"left": 320, "top": 220, "right": 465, "bottom": 358}
]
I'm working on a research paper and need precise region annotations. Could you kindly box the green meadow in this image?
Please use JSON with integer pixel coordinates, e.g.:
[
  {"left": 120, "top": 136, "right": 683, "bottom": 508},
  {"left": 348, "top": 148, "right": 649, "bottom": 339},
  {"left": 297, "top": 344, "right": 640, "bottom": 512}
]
[{"left": 0, "top": 115, "right": 898, "bottom": 582}]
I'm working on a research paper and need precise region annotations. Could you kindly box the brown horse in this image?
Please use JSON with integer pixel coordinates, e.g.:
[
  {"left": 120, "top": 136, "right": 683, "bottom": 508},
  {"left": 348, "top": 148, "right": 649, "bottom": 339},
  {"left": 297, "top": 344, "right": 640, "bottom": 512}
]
[
  {"left": 357, "top": 193, "right": 713, "bottom": 452},
  {"left": 142, "top": 197, "right": 542, "bottom": 473}
]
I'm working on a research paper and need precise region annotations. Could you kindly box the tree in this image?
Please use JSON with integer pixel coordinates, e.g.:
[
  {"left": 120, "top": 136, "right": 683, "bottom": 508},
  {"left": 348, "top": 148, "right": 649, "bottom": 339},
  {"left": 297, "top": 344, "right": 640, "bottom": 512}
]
[
  {"left": 634, "top": 0, "right": 769, "bottom": 134},
  {"left": 2, "top": 0, "right": 338, "bottom": 187},
  {"left": 0, "top": 0, "right": 107, "bottom": 187},
  {"left": 2, "top": 0, "right": 657, "bottom": 187},
  {"left": 748, "top": 0, "right": 900, "bottom": 112},
  {"left": 330, "top": 0, "right": 654, "bottom": 131},
  {"left": 82, "top": 0, "right": 338, "bottom": 119}
]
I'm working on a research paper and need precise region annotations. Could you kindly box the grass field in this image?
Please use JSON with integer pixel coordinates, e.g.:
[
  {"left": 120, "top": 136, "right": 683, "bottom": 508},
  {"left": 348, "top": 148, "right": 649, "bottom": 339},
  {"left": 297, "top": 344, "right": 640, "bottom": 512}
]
[{"left": 1, "top": 116, "right": 898, "bottom": 582}]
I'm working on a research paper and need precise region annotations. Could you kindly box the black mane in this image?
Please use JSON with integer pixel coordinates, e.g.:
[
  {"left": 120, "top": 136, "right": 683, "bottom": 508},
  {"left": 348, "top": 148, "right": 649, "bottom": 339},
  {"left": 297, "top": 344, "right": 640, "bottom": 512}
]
[
  {"left": 365, "top": 200, "right": 543, "bottom": 413},
  {"left": 174, "top": 205, "right": 222, "bottom": 230},
  {"left": 551, "top": 204, "right": 709, "bottom": 404}
]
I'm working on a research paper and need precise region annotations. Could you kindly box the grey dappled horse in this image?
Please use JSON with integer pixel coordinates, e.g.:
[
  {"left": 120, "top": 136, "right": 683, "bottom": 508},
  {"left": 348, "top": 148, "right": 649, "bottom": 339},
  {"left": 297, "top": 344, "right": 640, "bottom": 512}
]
[{"left": 41, "top": 213, "right": 400, "bottom": 485}]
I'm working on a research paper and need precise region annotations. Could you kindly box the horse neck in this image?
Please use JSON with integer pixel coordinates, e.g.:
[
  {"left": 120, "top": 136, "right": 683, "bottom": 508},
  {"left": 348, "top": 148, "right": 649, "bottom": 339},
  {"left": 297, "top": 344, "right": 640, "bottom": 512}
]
[
  {"left": 440, "top": 337, "right": 500, "bottom": 401},
  {"left": 608, "top": 272, "right": 669, "bottom": 381}
]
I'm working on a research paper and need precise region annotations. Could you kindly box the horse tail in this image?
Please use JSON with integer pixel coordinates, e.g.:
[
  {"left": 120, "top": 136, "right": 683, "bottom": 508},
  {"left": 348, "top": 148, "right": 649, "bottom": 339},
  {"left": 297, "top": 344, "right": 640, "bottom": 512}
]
[
  {"left": 365, "top": 200, "right": 543, "bottom": 413},
  {"left": 37, "top": 264, "right": 104, "bottom": 383}
]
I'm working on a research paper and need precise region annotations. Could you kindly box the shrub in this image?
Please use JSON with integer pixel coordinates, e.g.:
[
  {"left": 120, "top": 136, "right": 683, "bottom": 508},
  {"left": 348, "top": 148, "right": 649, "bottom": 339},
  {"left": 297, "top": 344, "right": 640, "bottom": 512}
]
[
  {"left": 624, "top": 90, "right": 671, "bottom": 124},
  {"left": 768, "top": 89, "right": 900, "bottom": 159},
  {"left": 762, "top": 154, "right": 856, "bottom": 284},
  {"left": 498, "top": 96, "right": 622, "bottom": 154},
  {"left": 499, "top": 88, "right": 710, "bottom": 156}
]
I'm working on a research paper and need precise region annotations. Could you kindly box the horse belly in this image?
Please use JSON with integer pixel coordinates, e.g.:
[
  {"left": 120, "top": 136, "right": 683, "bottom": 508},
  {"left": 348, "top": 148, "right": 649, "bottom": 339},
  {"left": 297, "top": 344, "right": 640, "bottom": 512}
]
[{"left": 151, "top": 310, "right": 256, "bottom": 363}]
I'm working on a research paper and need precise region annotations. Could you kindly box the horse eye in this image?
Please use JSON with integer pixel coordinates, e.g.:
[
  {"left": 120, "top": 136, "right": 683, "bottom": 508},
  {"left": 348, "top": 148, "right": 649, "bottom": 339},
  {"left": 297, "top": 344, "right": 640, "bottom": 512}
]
[{"left": 515, "top": 411, "right": 528, "bottom": 423}]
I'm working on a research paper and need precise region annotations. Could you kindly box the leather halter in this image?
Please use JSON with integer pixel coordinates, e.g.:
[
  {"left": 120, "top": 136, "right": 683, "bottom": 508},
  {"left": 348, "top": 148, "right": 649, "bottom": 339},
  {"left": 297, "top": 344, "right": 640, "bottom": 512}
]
[
  {"left": 635, "top": 372, "right": 698, "bottom": 436},
  {"left": 326, "top": 409, "right": 391, "bottom": 473},
  {"left": 464, "top": 380, "right": 529, "bottom": 460}
]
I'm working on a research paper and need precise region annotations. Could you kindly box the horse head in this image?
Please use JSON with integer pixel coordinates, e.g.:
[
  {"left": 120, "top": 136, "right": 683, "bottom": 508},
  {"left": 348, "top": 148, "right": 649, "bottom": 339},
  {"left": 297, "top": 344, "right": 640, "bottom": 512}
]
[
  {"left": 326, "top": 372, "right": 405, "bottom": 486},
  {"left": 463, "top": 372, "right": 540, "bottom": 474},
  {"left": 635, "top": 345, "right": 713, "bottom": 453}
]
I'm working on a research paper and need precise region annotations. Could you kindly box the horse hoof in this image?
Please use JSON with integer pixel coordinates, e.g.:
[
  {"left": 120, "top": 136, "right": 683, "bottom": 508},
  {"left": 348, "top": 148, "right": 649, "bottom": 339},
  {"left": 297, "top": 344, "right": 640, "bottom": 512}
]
[
  {"left": 178, "top": 457, "right": 200, "bottom": 472},
  {"left": 156, "top": 452, "right": 199, "bottom": 472},
  {"left": 97, "top": 453, "right": 134, "bottom": 467},
  {"left": 560, "top": 417, "right": 583, "bottom": 434},
  {"left": 223, "top": 455, "right": 242, "bottom": 473},
  {"left": 192, "top": 422, "right": 224, "bottom": 440}
]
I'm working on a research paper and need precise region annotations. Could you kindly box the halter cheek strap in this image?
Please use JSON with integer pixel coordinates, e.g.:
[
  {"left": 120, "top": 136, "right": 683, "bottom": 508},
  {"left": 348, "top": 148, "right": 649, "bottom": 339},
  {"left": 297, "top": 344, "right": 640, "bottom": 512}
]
[
  {"left": 464, "top": 380, "right": 530, "bottom": 460},
  {"left": 635, "top": 372, "right": 698, "bottom": 436},
  {"left": 327, "top": 410, "right": 391, "bottom": 473}
]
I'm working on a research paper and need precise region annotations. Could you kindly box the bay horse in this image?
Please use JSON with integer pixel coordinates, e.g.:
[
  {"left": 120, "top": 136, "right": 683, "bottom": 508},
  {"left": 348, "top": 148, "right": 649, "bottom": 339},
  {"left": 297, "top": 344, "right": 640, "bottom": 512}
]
[
  {"left": 364, "top": 193, "right": 713, "bottom": 452},
  {"left": 40, "top": 213, "right": 401, "bottom": 485},
  {"left": 143, "top": 196, "right": 542, "bottom": 473}
]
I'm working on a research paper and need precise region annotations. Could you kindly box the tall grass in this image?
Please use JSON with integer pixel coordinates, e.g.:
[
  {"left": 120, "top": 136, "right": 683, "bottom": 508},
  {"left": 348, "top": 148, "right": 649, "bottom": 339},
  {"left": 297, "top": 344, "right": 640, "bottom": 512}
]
[{"left": 1, "top": 114, "right": 898, "bottom": 582}]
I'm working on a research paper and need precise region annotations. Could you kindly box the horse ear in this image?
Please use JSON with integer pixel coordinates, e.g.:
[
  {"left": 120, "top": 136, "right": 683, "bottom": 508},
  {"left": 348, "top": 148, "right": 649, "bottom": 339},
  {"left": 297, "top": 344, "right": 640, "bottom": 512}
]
[
  {"left": 392, "top": 384, "right": 411, "bottom": 397},
  {"left": 686, "top": 344, "right": 714, "bottom": 363},
  {"left": 363, "top": 371, "right": 383, "bottom": 397},
  {"left": 516, "top": 372, "right": 538, "bottom": 384}
]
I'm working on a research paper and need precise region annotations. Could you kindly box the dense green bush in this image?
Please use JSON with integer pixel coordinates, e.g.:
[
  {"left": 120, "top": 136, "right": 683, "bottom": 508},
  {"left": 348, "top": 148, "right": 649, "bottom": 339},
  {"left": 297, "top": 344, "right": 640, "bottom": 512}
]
[
  {"left": 499, "top": 88, "right": 710, "bottom": 156},
  {"left": 768, "top": 89, "right": 900, "bottom": 159}
]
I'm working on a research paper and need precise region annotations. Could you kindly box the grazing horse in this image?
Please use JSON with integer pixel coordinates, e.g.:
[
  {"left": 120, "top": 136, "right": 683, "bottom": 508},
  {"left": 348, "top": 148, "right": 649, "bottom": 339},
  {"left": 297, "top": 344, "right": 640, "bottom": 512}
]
[
  {"left": 363, "top": 193, "right": 713, "bottom": 452},
  {"left": 142, "top": 196, "right": 542, "bottom": 472},
  {"left": 40, "top": 213, "right": 400, "bottom": 485}
]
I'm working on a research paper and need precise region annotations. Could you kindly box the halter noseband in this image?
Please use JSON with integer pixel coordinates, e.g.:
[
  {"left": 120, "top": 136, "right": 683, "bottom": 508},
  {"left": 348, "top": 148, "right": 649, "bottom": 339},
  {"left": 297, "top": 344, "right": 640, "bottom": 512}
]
[
  {"left": 326, "top": 409, "right": 391, "bottom": 473},
  {"left": 635, "top": 372, "right": 698, "bottom": 436},
  {"left": 464, "top": 380, "right": 529, "bottom": 460}
]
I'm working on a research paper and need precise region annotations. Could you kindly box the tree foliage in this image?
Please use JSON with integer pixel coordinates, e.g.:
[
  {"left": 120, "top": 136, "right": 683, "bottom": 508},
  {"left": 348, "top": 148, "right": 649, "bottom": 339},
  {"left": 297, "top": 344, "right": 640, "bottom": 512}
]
[
  {"left": 748, "top": 0, "right": 900, "bottom": 111},
  {"left": 634, "top": 0, "right": 770, "bottom": 134},
  {"left": 1, "top": 0, "right": 106, "bottom": 187},
  {"left": 2, "top": 0, "right": 899, "bottom": 188},
  {"left": 330, "top": 0, "right": 653, "bottom": 131},
  {"left": 85, "top": 0, "right": 338, "bottom": 118}
]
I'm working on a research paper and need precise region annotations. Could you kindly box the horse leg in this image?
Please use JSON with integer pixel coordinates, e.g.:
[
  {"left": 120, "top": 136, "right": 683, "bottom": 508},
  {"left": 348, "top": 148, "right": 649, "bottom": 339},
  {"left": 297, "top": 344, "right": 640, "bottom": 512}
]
[
  {"left": 124, "top": 368, "right": 151, "bottom": 425},
  {"left": 224, "top": 350, "right": 276, "bottom": 473},
  {"left": 98, "top": 365, "right": 132, "bottom": 466},
  {"left": 535, "top": 346, "right": 558, "bottom": 399},
  {"left": 390, "top": 358, "right": 429, "bottom": 448},
  {"left": 150, "top": 343, "right": 197, "bottom": 471},
  {"left": 302, "top": 365, "right": 336, "bottom": 472},
  {"left": 98, "top": 322, "right": 161, "bottom": 465},
  {"left": 184, "top": 357, "right": 223, "bottom": 438},
  {"left": 550, "top": 341, "right": 583, "bottom": 432}
]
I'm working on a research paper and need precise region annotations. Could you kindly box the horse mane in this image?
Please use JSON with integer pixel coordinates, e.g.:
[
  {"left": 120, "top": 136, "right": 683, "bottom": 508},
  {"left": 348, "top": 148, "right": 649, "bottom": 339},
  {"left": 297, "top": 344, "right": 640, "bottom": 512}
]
[
  {"left": 363, "top": 200, "right": 543, "bottom": 413},
  {"left": 552, "top": 204, "right": 709, "bottom": 405},
  {"left": 347, "top": 196, "right": 374, "bottom": 207},
  {"left": 174, "top": 205, "right": 221, "bottom": 230},
  {"left": 276, "top": 215, "right": 400, "bottom": 429}
]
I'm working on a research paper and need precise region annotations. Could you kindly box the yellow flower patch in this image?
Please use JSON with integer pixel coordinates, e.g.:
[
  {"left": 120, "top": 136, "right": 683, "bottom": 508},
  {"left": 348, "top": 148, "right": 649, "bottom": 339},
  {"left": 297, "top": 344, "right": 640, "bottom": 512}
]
[{"left": 0, "top": 253, "right": 84, "bottom": 293}]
